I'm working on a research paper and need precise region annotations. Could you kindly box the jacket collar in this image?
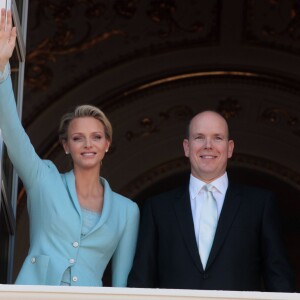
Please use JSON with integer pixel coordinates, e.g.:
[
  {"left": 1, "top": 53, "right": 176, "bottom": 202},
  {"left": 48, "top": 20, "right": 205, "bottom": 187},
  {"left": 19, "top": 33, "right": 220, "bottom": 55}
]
[{"left": 62, "top": 170, "right": 113, "bottom": 235}]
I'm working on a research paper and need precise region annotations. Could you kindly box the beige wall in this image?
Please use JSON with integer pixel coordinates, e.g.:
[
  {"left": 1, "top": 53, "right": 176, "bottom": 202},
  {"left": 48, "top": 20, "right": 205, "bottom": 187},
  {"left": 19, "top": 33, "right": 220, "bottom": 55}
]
[{"left": 0, "top": 285, "right": 299, "bottom": 300}]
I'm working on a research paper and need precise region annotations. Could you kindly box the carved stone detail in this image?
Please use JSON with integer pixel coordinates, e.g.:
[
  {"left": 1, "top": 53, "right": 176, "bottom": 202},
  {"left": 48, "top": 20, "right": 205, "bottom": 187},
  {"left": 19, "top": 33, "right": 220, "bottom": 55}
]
[
  {"left": 120, "top": 153, "right": 300, "bottom": 199},
  {"left": 230, "top": 153, "right": 300, "bottom": 187},
  {"left": 217, "top": 98, "right": 242, "bottom": 119},
  {"left": 261, "top": 107, "right": 300, "bottom": 136},
  {"left": 26, "top": 1, "right": 124, "bottom": 90},
  {"left": 114, "top": 0, "right": 138, "bottom": 19},
  {"left": 119, "top": 157, "right": 190, "bottom": 198},
  {"left": 245, "top": 0, "right": 300, "bottom": 52},
  {"left": 125, "top": 105, "right": 193, "bottom": 141},
  {"left": 25, "top": 0, "right": 220, "bottom": 90},
  {"left": 146, "top": 0, "right": 207, "bottom": 37}
]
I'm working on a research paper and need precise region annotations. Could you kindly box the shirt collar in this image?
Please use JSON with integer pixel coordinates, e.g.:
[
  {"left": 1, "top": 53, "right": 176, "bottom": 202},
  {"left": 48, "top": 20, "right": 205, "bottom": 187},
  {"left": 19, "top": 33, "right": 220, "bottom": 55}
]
[{"left": 189, "top": 172, "right": 228, "bottom": 200}]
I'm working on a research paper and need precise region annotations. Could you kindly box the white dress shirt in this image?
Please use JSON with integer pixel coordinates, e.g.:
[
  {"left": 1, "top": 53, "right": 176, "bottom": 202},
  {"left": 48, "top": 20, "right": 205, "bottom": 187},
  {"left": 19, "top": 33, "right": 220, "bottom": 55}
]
[{"left": 189, "top": 172, "right": 229, "bottom": 246}]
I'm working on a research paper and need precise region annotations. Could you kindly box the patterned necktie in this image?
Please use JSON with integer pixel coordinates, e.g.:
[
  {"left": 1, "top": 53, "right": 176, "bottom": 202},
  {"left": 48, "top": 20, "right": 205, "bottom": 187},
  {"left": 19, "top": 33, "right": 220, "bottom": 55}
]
[{"left": 198, "top": 184, "right": 218, "bottom": 269}]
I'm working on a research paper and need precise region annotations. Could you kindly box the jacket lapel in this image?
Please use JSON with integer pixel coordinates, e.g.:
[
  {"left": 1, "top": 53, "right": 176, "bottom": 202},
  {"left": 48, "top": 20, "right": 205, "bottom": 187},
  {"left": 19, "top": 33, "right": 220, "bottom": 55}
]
[
  {"left": 63, "top": 170, "right": 81, "bottom": 217},
  {"left": 205, "top": 182, "right": 241, "bottom": 269},
  {"left": 174, "top": 186, "right": 204, "bottom": 272},
  {"left": 62, "top": 171, "right": 112, "bottom": 235},
  {"left": 89, "top": 177, "right": 112, "bottom": 232}
]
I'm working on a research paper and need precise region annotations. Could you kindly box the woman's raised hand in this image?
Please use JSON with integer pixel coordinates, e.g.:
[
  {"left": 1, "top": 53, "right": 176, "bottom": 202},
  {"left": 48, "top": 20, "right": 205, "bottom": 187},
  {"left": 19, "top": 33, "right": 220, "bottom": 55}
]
[{"left": 0, "top": 9, "right": 16, "bottom": 71}]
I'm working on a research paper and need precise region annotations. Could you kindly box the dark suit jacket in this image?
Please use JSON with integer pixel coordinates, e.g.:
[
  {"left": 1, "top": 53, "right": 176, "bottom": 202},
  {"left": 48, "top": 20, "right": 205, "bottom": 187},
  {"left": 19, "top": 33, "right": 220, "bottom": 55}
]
[{"left": 128, "top": 182, "right": 294, "bottom": 292}]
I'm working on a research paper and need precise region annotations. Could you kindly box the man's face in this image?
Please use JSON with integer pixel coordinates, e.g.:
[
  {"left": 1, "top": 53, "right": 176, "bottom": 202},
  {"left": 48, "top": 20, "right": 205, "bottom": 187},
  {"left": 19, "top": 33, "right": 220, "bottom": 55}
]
[{"left": 183, "top": 111, "right": 234, "bottom": 183}]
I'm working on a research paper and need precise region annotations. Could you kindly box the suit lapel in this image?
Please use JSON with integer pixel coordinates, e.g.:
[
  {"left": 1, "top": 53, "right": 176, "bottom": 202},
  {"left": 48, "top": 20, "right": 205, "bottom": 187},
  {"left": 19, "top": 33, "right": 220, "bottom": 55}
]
[
  {"left": 174, "top": 186, "right": 204, "bottom": 272},
  {"left": 205, "top": 182, "right": 241, "bottom": 269}
]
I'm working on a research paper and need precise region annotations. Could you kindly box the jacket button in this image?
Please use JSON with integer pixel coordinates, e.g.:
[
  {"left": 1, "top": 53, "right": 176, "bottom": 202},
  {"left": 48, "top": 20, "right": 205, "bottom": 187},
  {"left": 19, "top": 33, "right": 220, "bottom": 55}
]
[
  {"left": 202, "top": 273, "right": 209, "bottom": 279},
  {"left": 72, "top": 276, "right": 78, "bottom": 282},
  {"left": 69, "top": 258, "right": 75, "bottom": 264},
  {"left": 72, "top": 241, "right": 79, "bottom": 248},
  {"left": 31, "top": 257, "right": 36, "bottom": 264}
]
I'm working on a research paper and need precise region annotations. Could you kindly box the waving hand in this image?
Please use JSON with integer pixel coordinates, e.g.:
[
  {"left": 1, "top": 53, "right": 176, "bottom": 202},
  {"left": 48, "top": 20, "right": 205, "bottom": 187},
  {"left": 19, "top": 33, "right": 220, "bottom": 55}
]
[{"left": 0, "top": 9, "right": 16, "bottom": 71}]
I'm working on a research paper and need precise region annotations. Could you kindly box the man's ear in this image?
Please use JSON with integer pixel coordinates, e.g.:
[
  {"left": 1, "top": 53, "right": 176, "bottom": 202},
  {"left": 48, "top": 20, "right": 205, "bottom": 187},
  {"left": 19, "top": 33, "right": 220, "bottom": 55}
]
[
  {"left": 183, "top": 139, "right": 190, "bottom": 158},
  {"left": 227, "top": 140, "right": 234, "bottom": 158}
]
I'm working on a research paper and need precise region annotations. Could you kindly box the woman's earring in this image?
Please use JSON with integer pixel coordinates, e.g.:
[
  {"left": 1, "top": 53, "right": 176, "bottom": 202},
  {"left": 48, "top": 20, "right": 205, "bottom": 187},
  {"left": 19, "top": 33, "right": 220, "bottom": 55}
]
[
  {"left": 65, "top": 151, "right": 69, "bottom": 155},
  {"left": 105, "top": 149, "right": 108, "bottom": 153}
]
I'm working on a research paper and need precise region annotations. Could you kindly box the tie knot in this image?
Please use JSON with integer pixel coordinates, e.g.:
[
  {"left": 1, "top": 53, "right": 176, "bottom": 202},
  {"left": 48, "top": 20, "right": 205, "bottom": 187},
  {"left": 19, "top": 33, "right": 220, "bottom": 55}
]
[{"left": 205, "top": 184, "right": 213, "bottom": 193}]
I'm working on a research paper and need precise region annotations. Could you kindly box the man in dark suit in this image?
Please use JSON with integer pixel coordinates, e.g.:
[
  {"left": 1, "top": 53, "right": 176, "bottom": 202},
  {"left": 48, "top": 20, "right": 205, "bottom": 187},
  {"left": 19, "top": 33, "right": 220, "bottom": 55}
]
[{"left": 128, "top": 110, "right": 294, "bottom": 292}]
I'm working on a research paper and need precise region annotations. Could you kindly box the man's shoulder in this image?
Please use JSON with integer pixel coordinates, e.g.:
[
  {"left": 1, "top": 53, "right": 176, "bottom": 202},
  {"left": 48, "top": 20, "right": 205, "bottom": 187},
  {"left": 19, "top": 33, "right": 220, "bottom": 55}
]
[
  {"left": 230, "top": 181, "right": 273, "bottom": 194},
  {"left": 228, "top": 181, "right": 275, "bottom": 203}
]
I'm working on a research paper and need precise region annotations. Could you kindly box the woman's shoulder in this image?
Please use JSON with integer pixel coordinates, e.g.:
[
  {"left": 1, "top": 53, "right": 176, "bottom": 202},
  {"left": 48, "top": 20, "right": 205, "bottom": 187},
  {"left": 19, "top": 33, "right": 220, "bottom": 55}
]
[
  {"left": 110, "top": 190, "right": 139, "bottom": 221},
  {"left": 114, "top": 192, "right": 138, "bottom": 209},
  {"left": 101, "top": 177, "right": 138, "bottom": 210}
]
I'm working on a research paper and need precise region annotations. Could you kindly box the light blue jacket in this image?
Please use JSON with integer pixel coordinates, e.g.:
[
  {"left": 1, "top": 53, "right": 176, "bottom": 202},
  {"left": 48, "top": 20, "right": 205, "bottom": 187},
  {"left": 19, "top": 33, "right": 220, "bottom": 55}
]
[{"left": 0, "top": 65, "right": 140, "bottom": 286}]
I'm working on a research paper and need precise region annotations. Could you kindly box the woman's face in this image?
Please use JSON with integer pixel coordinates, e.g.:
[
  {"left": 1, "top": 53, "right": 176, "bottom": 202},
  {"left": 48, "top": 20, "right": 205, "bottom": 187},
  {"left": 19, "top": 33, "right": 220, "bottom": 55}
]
[{"left": 63, "top": 117, "right": 110, "bottom": 171}]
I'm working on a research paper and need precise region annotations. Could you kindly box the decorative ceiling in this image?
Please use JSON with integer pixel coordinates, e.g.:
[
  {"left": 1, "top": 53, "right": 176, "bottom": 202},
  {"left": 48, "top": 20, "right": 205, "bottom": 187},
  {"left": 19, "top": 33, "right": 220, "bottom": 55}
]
[
  {"left": 23, "top": 1, "right": 215, "bottom": 124},
  {"left": 23, "top": 0, "right": 300, "bottom": 138}
]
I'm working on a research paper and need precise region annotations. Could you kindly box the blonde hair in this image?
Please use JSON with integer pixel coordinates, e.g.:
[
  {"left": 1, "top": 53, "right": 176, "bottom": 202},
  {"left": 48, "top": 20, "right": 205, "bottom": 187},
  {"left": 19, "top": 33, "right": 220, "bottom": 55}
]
[{"left": 58, "top": 105, "right": 112, "bottom": 143}]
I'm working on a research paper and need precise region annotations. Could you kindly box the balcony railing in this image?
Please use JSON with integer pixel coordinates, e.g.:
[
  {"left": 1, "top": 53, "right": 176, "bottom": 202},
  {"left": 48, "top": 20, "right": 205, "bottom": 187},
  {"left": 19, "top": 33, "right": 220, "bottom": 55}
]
[{"left": 0, "top": 285, "right": 299, "bottom": 300}]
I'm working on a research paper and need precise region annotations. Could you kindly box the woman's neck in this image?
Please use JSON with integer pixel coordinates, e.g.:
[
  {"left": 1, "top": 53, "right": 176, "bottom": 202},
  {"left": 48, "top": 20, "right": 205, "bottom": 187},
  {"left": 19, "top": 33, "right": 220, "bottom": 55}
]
[{"left": 73, "top": 167, "right": 104, "bottom": 212}]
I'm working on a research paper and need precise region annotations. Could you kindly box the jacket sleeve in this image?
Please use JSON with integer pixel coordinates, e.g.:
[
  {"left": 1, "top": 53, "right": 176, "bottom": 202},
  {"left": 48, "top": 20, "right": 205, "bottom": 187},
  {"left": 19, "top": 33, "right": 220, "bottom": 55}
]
[
  {"left": 111, "top": 201, "right": 140, "bottom": 287},
  {"left": 261, "top": 192, "right": 295, "bottom": 292},
  {"left": 127, "top": 197, "right": 159, "bottom": 288},
  {"left": 0, "top": 64, "right": 44, "bottom": 189}
]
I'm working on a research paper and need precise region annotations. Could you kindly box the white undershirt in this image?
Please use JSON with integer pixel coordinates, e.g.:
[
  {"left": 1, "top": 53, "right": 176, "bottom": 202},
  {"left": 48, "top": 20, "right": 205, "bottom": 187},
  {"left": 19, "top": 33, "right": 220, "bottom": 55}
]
[{"left": 189, "top": 172, "right": 228, "bottom": 246}]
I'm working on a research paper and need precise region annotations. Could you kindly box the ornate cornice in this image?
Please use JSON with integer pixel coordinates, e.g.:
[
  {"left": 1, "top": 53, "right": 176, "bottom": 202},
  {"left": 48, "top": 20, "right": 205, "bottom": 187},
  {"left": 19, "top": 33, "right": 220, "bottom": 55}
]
[
  {"left": 26, "top": 0, "right": 220, "bottom": 90},
  {"left": 260, "top": 107, "right": 300, "bottom": 137},
  {"left": 230, "top": 153, "right": 300, "bottom": 189},
  {"left": 120, "top": 153, "right": 300, "bottom": 199},
  {"left": 98, "top": 70, "right": 300, "bottom": 114},
  {"left": 27, "top": 69, "right": 300, "bottom": 160},
  {"left": 244, "top": 0, "right": 300, "bottom": 54},
  {"left": 125, "top": 105, "right": 193, "bottom": 141}
]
